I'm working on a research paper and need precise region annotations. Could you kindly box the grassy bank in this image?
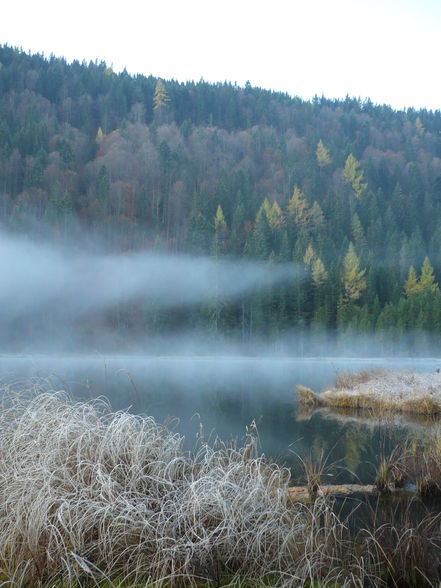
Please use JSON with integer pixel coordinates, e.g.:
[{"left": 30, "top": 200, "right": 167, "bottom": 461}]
[
  {"left": 297, "top": 368, "right": 441, "bottom": 415},
  {"left": 1, "top": 381, "right": 441, "bottom": 586},
  {"left": 0, "top": 382, "right": 367, "bottom": 587}
]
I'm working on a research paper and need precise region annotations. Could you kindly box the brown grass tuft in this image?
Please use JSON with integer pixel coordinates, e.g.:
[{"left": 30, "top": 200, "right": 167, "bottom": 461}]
[{"left": 0, "top": 381, "right": 368, "bottom": 587}]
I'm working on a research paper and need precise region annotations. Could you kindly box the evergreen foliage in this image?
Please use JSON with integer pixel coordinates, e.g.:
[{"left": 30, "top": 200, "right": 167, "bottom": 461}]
[{"left": 1, "top": 45, "right": 441, "bottom": 348}]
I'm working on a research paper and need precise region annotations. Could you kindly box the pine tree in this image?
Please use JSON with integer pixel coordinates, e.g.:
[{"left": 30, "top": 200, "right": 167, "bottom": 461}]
[
  {"left": 309, "top": 201, "right": 325, "bottom": 234},
  {"left": 230, "top": 202, "right": 246, "bottom": 254},
  {"left": 254, "top": 204, "right": 272, "bottom": 259},
  {"left": 95, "top": 165, "right": 110, "bottom": 205},
  {"left": 351, "top": 213, "right": 367, "bottom": 255}
]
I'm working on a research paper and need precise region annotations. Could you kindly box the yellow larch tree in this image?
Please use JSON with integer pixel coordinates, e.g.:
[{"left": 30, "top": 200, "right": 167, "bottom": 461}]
[
  {"left": 153, "top": 79, "right": 170, "bottom": 111},
  {"left": 343, "top": 243, "right": 366, "bottom": 302},
  {"left": 214, "top": 204, "right": 227, "bottom": 233},
  {"left": 312, "top": 257, "right": 328, "bottom": 287},
  {"left": 419, "top": 256, "right": 438, "bottom": 292},
  {"left": 316, "top": 139, "right": 331, "bottom": 168},
  {"left": 268, "top": 201, "right": 284, "bottom": 232},
  {"left": 404, "top": 265, "right": 419, "bottom": 297},
  {"left": 303, "top": 243, "right": 315, "bottom": 266},
  {"left": 96, "top": 126, "right": 104, "bottom": 142},
  {"left": 342, "top": 154, "right": 367, "bottom": 199},
  {"left": 287, "top": 185, "right": 309, "bottom": 228},
  {"left": 416, "top": 116, "right": 425, "bottom": 137}
]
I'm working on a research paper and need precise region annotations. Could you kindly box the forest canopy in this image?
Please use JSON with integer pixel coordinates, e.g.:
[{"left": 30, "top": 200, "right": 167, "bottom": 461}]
[{"left": 1, "top": 45, "right": 441, "bottom": 351}]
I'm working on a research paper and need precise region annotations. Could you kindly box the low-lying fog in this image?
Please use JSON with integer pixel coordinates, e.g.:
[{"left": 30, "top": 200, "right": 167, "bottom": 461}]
[
  {"left": 2, "top": 353, "right": 440, "bottom": 483},
  {"left": 0, "top": 231, "right": 301, "bottom": 352},
  {"left": 2, "top": 231, "right": 441, "bottom": 481}
]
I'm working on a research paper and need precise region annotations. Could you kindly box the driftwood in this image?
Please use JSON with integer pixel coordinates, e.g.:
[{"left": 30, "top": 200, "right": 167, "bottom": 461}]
[{"left": 287, "top": 483, "right": 416, "bottom": 503}]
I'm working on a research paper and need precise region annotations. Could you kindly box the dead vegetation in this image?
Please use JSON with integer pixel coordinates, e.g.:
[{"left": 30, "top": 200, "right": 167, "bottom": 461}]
[
  {"left": 0, "top": 381, "right": 370, "bottom": 587},
  {"left": 2, "top": 380, "right": 441, "bottom": 586},
  {"left": 297, "top": 368, "right": 441, "bottom": 416}
]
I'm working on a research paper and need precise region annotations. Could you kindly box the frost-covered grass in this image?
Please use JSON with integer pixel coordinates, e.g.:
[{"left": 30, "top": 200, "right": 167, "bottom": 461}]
[
  {"left": 298, "top": 369, "right": 441, "bottom": 415},
  {"left": 0, "top": 381, "right": 367, "bottom": 587}
]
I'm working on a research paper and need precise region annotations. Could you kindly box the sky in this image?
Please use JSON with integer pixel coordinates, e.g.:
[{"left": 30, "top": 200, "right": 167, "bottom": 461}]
[{"left": 1, "top": 0, "right": 440, "bottom": 111}]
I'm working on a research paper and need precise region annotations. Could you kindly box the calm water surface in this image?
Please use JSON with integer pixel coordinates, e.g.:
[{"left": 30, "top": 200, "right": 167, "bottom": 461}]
[{"left": 1, "top": 355, "right": 439, "bottom": 484}]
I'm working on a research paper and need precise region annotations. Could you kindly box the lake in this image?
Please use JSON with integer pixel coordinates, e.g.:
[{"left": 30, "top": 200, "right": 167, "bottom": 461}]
[{"left": 1, "top": 354, "right": 439, "bottom": 484}]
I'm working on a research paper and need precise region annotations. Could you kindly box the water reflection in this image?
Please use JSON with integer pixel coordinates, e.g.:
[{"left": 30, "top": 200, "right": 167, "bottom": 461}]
[{"left": 0, "top": 355, "right": 439, "bottom": 484}]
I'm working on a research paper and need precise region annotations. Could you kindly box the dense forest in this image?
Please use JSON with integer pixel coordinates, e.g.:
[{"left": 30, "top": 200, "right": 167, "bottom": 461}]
[{"left": 2, "top": 45, "right": 441, "bottom": 352}]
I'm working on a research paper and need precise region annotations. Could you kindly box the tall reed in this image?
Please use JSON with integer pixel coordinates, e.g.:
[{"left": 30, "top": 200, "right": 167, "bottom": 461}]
[{"left": 0, "top": 382, "right": 365, "bottom": 586}]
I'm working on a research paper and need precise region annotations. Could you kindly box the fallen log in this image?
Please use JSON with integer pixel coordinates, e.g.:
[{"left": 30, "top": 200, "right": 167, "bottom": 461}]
[{"left": 287, "top": 483, "right": 417, "bottom": 503}]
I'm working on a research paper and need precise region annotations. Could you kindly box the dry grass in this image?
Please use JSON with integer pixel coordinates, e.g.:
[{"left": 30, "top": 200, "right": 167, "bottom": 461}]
[
  {"left": 0, "top": 381, "right": 369, "bottom": 587},
  {"left": 298, "top": 368, "right": 441, "bottom": 416},
  {"left": 335, "top": 368, "right": 387, "bottom": 390},
  {"left": 362, "top": 501, "right": 441, "bottom": 587}
]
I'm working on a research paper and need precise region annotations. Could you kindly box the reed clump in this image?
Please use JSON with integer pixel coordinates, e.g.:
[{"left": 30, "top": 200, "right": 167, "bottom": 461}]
[
  {"left": 408, "top": 431, "right": 441, "bottom": 499},
  {"left": 0, "top": 383, "right": 366, "bottom": 587},
  {"left": 362, "top": 501, "right": 441, "bottom": 587},
  {"left": 298, "top": 368, "right": 441, "bottom": 416}
]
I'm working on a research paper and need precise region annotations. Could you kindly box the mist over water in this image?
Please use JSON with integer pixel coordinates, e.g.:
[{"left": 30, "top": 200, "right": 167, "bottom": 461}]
[
  {"left": 2, "top": 230, "right": 440, "bottom": 356},
  {"left": 2, "top": 231, "right": 441, "bottom": 481},
  {"left": 1, "top": 353, "right": 439, "bottom": 483},
  {"left": 0, "top": 231, "right": 302, "bottom": 352}
]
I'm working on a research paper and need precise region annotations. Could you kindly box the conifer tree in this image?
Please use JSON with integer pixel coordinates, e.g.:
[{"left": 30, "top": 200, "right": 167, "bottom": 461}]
[
  {"left": 214, "top": 204, "right": 227, "bottom": 233},
  {"left": 419, "top": 256, "right": 438, "bottom": 293},
  {"left": 416, "top": 116, "right": 425, "bottom": 137},
  {"left": 316, "top": 139, "right": 331, "bottom": 168},
  {"left": 153, "top": 79, "right": 170, "bottom": 111},
  {"left": 230, "top": 202, "right": 246, "bottom": 254},
  {"left": 343, "top": 243, "right": 366, "bottom": 302},
  {"left": 312, "top": 257, "right": 328, "bottom": 287},
  {"left": 287, "top": 185, "right": 309, "bottom": 228},
  {"left": 303, "top": 243, "right": 315, "bottom": 266},
  {"left": 254, "top": 204, "right": 272, "bottom": 259},
  {"left": 268, "top": 201, "right": 283, "bottom": 232},
  {"left": 404, "top": 265, "right": 419, "bottom": 297},
  {"left": 342, "top": 154, "right": 367, "bottom": 199},
  {"left": 351, "top": 213, "right": 367, "bottom": 255},
  {"left": 259, "top": 197, "right": 272, "bottom": 221},
  {"left": 309, "top": 201, "right": 325, "bottom": 234}
]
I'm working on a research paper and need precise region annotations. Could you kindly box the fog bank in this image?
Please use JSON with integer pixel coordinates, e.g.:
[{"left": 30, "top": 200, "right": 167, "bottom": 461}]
[{"left": 1, "top": 232, "right": 301, "bottom": 351}]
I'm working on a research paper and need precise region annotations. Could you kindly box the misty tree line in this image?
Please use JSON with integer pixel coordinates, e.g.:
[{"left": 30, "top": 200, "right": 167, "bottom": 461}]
[{"left": 1, "top": 45, "right": 441, "bottom": 349}]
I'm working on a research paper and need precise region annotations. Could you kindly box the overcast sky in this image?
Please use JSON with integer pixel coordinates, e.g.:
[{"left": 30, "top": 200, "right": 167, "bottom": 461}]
[{"left": 1, "top": 0, "right": 440, "bottom": 111}]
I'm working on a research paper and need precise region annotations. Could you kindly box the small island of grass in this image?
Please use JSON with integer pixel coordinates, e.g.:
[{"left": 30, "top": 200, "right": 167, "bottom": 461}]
[{"left": 297, "top": 368, "right": 441, "bottom": 416}]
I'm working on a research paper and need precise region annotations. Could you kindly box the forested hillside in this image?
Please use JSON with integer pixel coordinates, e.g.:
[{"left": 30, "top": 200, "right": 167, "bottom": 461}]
[{"left": 2, "top": 45, "right": 441, "bottom": 350}]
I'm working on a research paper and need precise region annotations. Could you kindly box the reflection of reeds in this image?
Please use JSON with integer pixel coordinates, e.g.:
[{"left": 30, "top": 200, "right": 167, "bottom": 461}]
[
  {"left": 362, "top": 501, "right": 441, "bottom": 587},
  {"left": 0, "top": 382, "right": 367, "bottom": 587},
  {"left": 375, "top": 442, "right": 410, "bottom": 492}
]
